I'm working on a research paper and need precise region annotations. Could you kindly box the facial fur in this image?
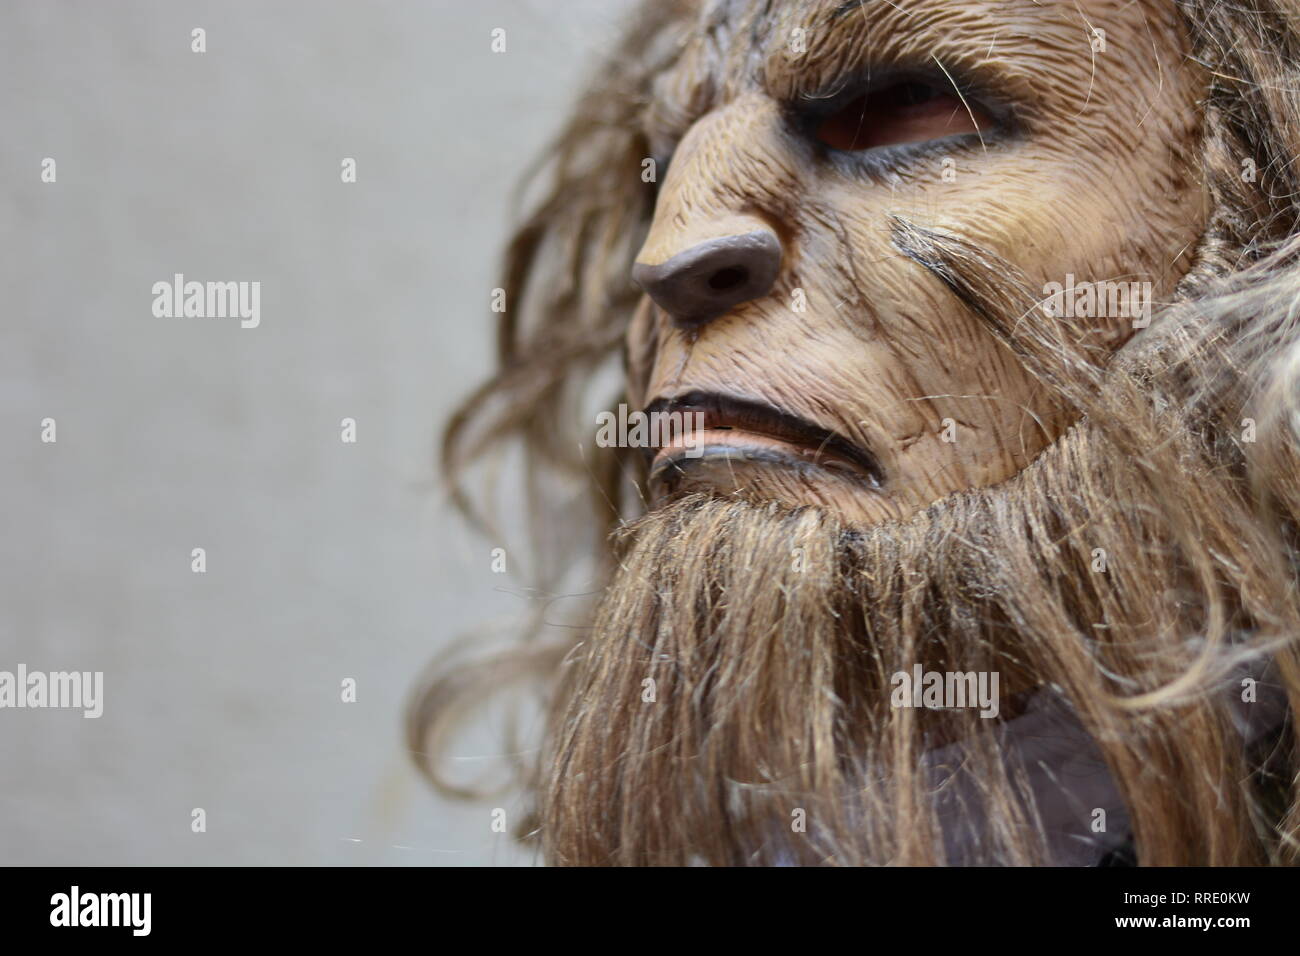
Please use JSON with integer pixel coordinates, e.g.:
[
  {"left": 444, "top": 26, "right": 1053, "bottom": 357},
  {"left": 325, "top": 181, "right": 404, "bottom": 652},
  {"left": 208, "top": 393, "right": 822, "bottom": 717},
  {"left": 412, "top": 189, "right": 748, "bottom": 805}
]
[{"left": 424, "top": 0, "right": 1300, "bottom": 868}]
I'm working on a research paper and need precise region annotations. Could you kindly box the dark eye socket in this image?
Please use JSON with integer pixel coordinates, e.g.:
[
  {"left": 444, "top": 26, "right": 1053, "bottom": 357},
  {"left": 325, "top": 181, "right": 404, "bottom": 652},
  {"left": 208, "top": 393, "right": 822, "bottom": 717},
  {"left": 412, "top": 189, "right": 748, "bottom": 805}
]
[
  {"left": 812, "top": 79, "right": 992, "bottom": 152},
  {"left": 889, "top": 81, "right": 945, "bottom": 107}
]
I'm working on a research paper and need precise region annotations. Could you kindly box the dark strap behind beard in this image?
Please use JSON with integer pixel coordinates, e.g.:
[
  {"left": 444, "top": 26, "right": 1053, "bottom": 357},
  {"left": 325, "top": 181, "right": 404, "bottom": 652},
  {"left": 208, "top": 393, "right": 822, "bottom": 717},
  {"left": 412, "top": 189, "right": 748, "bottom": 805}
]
[{"left": 923, "top": 656, "right": 1289, "bottom": 866}]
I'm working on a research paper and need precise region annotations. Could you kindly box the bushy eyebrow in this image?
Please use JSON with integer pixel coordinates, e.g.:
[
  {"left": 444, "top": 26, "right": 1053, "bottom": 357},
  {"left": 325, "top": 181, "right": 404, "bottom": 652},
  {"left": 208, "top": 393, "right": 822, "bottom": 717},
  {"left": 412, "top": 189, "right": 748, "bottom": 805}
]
[
  {"left": 760, "top": 0, "right": 1043, "bottom": 108},
  {"left": 830, "top": 0, "right": 908, "bottom": 22}
]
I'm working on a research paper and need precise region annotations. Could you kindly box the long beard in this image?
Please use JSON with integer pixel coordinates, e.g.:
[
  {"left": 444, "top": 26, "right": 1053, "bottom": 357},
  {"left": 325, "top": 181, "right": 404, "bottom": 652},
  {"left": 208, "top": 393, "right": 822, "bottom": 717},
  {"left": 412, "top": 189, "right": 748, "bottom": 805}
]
[
  {"left": 541, "top": 417, "right": 1294, "bottom": 866},
  {"left": 523, "top": 221, "right": 1300, "bottom": 866}
]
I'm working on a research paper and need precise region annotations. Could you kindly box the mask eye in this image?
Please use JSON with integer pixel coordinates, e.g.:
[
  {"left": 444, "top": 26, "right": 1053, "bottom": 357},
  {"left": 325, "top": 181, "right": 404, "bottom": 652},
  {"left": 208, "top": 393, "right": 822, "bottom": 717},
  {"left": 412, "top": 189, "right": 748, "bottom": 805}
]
[{"left": 813, "top": 80, "right": 991, "bottom": 152}]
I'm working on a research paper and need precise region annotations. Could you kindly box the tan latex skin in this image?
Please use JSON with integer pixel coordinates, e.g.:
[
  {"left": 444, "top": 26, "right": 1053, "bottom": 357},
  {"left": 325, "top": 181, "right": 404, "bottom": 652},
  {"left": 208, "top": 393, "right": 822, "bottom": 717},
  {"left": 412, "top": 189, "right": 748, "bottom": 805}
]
[{"left": 627, "top": 0, "right": 1209, "bottom": 525}]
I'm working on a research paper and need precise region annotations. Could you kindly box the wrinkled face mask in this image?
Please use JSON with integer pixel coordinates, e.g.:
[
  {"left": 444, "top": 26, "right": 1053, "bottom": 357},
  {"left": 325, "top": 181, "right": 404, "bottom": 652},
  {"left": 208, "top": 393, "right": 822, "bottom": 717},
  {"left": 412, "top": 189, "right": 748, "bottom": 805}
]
[
  {"left": 535, "top": 0, "right": 1265, "bottom": 867},
  {"left": 422, "top": 0, "right": 1299, "bottom": 870},
  {"left": 627, "top": 0, "right": 1206, "bottom": 525}
]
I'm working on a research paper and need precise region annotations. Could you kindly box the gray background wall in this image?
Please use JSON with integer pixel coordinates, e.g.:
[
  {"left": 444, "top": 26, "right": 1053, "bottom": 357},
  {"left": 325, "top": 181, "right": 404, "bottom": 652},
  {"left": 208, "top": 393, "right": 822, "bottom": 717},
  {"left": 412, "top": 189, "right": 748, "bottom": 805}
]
[{"left": 0, "top": 0, "right": 635, "bottom": 865}]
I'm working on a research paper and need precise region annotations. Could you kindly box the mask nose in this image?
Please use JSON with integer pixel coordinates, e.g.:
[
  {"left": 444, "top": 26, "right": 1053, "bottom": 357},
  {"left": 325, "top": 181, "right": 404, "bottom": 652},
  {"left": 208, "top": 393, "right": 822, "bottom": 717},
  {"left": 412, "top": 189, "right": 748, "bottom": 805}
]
[{"left": 631, "top": 229, "right": 782, "bottom": 330}]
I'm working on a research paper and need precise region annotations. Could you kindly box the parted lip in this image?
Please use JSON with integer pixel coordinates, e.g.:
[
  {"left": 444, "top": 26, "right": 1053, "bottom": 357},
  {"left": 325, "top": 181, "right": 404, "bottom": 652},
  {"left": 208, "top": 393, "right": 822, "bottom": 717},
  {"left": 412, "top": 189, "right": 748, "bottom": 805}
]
[{"left": 643, "top": 390, "right": 885, "bottom": 489}]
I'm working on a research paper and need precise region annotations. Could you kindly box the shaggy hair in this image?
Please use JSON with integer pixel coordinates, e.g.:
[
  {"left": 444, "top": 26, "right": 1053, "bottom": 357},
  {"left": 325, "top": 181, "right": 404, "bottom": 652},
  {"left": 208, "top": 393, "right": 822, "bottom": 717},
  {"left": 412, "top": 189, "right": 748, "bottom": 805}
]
[{"left": 411, "top": 0, "right": 1300, "bottom": 865}]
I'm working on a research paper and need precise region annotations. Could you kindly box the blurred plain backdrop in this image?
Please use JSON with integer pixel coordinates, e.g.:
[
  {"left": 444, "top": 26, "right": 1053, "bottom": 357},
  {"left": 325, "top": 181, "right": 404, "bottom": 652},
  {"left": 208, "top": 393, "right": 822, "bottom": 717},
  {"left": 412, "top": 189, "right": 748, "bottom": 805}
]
[{"left": 0, "top": 0, "right": 637, "bottom": 865}]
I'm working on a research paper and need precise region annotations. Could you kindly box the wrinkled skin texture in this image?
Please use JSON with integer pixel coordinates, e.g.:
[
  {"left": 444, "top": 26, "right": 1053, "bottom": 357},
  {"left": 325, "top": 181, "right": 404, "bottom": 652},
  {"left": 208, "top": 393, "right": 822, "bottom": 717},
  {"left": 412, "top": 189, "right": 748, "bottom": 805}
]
[{"left": 628, "top": 0, "right": 1208, "bottom": 524}]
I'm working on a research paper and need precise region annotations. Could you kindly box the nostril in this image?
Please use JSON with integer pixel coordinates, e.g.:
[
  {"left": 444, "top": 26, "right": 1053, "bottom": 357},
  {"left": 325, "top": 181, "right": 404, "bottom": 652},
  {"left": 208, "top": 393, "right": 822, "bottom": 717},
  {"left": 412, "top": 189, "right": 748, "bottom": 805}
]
[
  {"left": 630, "top": 228, "right": 782, "bottom": 329},
  {"left": 707, "top": 267, "right": 748, "bottom": 292}
]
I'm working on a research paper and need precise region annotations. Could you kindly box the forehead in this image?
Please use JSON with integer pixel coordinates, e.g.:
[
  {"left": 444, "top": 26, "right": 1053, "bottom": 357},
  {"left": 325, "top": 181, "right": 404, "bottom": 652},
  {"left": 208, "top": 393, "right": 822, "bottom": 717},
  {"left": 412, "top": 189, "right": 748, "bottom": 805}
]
[{"left": 651, "top": 0, "right": 1187, "bottom": 129}]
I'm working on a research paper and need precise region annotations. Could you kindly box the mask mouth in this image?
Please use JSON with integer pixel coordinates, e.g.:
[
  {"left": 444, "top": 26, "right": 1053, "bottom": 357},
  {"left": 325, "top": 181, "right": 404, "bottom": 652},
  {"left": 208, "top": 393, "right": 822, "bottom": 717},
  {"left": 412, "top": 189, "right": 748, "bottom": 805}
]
[{"left": 643, "top": 390, "right": 885, "bottom": 493}]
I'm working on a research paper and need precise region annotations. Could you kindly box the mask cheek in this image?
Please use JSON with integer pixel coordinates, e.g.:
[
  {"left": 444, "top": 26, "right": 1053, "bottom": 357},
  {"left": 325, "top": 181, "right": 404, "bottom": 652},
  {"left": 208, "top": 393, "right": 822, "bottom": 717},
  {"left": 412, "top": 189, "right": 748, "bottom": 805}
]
[{"left": 624, "top": 296, "right": 661, "bottom": 409}]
